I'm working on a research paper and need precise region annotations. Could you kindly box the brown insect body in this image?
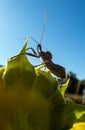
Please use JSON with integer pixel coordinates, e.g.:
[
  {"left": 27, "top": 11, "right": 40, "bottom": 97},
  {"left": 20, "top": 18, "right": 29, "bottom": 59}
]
[{"left": 35, "top": 44, "right": 66, "bottom": 79}]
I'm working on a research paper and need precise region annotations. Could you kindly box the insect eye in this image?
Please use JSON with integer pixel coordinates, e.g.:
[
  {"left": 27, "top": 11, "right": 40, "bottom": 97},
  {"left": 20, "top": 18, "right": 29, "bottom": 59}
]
[{"left": 46, "top": 51, "right": 52, "bottom": 60}]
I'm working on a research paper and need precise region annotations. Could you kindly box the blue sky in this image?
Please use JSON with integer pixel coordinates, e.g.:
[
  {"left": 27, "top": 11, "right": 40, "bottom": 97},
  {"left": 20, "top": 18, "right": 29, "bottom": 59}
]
[{"left": 0, "top": 0, "right": 85, "bottom": 79}]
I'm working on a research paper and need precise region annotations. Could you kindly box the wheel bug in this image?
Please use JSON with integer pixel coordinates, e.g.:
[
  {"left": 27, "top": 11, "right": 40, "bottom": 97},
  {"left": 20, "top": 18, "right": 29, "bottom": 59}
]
[
  {"left": 26, "top": 39, "right": 66, "bottom": 79},
  {"left": 27, "top": 20, "right": 66, "bottom": 79},
  {"left": 11, "top": 23, "right": 66, "bottom": 79}
]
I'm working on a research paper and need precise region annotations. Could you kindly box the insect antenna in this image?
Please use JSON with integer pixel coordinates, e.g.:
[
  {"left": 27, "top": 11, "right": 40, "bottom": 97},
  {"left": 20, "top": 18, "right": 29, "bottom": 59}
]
[
  {"left": 29, "top": 22, "right": 45, "bottom": 52},
  {"left": 40, "top": 23, "right": 45, "bottom": 45},
  {"left": 40, "top": 10, "right": 46, "bottom": 44},
  {"left": 29, "top": 22, "right": 45, "bottom": 45},
  {"left": 30, "top": 37, "right": 39, "bottom": 44},
  {"left": 30, "top": 10, "right": 46, "bottom": 45},
  {"left": 29, "top": 23, "right": 45, "bottom": 46}
]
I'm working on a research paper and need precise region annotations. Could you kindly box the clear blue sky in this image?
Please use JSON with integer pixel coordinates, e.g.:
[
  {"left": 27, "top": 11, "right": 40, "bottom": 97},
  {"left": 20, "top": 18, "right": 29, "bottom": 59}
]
[{"left": 0, "top": 0, "right": 85, "bottom": 80}]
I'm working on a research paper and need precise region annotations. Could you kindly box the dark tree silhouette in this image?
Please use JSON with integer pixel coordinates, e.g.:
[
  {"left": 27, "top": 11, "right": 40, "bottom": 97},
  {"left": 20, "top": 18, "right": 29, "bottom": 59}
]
[
  {"left": 66, "top": 71, "right": 79, "bottom": 94},
  {"left": 0, "top": 65, "right": 4, "bottom": 67},
  {"left": 78, "top": 80, "right": 85, "bottom": 95}
]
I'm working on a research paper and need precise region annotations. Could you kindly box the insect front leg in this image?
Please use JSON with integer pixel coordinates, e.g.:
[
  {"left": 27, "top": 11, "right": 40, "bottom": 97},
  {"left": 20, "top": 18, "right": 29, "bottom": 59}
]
[
  {"left": 10, "top": 47, "right": 39, "bottom": 60},
  {"left": 26, "top": 47, "right": 37, "bottom": 55},
  {"left": 25, "top": 52, "right": 39, "bottom": 58},
  {"left": 25, "top": 47, "right": 40, "bottom": 58}
]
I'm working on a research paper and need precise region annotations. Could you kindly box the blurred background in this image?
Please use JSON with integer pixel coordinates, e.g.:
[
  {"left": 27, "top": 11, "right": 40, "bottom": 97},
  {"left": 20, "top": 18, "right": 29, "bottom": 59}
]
[{"left": 0, "top": 0, "right": 85, "bottom": 104}]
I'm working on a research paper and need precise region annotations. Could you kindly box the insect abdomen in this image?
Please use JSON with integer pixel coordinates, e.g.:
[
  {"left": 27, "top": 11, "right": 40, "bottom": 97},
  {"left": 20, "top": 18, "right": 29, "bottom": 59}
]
[{"left": 45, "top": 62, "right": 66, "bottom": 79}]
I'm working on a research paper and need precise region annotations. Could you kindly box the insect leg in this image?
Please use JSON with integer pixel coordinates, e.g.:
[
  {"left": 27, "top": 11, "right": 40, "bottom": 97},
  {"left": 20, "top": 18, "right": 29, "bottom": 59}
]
[
  {"left": 34, "top": 61, "right": 50, "bottom": 67},
  {"left": 26, "top": 47, "right": 40, "bottom": 58},
  {"left": 10, "top": 52, "right": 39, "bottom": 60},
  {"left": 10, "top": 46, "right": 40, "bottom": 59},
  {"left": 26, "top": 47, "right": 37, "bottom": 55},
  {"left": 25, "top": 52, "right": 39, "bottom": 58},
  {"left": 34, "top": 62, "right": 45, "bottom": 67}
]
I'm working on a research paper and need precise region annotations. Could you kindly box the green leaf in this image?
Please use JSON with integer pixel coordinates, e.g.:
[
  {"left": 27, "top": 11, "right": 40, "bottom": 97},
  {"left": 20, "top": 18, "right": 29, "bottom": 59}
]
[
  {"left": 58, "top": 79, "right": 70, "bottom": 97},
  {"left": 0, "top": 67, "right": 5, "bottom": 89},
  {"left": 70, "top": 101, "right": 85, "bottom": 120},
  {"left": 3, "top": 38, "right": 36, "bottom": 88},
  {"left": 34, "top": 68, "right": 58, "bottom": 98},
  {"left": 50, "top": 91, "right": 85, "bottom": 130}
]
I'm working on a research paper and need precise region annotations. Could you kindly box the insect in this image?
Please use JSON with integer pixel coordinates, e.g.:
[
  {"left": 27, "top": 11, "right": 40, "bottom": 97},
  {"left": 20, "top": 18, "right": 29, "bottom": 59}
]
[
  {"left": 11, "top": 23, "right": 66, "bottom": 79},
  {"left": 26, "top": 38, "right": 66, "bottom": 79},
  {"left": 26, "top": 23, "right": 66, "bottom": 79}
]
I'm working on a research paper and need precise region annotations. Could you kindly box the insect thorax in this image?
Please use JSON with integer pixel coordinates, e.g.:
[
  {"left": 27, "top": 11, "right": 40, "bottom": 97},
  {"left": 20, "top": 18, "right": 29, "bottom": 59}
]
[{"left": 40, "top": 51, "right": 52, "bottom": 63}]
